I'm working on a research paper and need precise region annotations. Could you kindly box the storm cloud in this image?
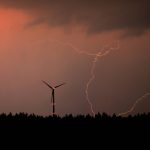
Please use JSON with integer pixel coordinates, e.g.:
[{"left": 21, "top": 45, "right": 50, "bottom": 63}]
[
  {"left": 0, "top": 0, "right": 150, "bottom": 35},
  {"left": 0, "top": 0, "right": 150, "bottom": 36}
]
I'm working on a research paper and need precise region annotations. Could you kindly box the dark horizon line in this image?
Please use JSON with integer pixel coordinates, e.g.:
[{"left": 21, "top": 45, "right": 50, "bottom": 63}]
[{"left": 0, "top": 112, "right": 150, "bottom": 118}]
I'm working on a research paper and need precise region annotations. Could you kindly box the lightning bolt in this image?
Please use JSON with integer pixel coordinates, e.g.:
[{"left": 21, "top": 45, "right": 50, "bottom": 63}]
[
  {"left": 84, "top": 47, "right": 119, "bottom": 116},
  {"left": 118, "top": 92, "right": 150, "bottom": 117},
  {"left": 50, "top": 40, "right": 120, "bottom": 116}
]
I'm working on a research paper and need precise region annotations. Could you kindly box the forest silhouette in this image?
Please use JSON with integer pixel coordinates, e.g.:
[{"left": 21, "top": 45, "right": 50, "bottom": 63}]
[
  {"left": 0, "top": 113, "right": 150, "bottom": 133},
  {"left": 0, "top": 112, "right": 149, "bottom": 145}
]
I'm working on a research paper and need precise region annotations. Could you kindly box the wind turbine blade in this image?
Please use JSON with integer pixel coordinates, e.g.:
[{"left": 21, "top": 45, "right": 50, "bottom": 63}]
[
  {"left": 42, "top": 80, "right": 54, "bottom": 90},
  {"left": 55, "top": 83, "right": 66, "bottom": 88}
]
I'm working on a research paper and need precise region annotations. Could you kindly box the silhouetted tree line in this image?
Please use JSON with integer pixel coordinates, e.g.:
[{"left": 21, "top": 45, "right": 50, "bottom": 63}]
[
  {"left": 0, "top": 112, "right": 150, "bottom": 142},
  {"left": 0, "top": 112, "right": 150, "bottom": 127},
  {"left": 0, "top": 112, "right": 150, "bottom": 121}
]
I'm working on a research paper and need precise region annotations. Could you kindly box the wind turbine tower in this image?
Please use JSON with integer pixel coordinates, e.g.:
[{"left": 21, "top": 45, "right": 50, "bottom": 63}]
[{"left": 42, "top": 80, "right": 66, "bottom": 116}]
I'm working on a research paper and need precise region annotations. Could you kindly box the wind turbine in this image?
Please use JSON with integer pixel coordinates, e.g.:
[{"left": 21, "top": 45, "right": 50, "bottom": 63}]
[{"left": 42, "top": 80, "right": 66, "bottom": 116}]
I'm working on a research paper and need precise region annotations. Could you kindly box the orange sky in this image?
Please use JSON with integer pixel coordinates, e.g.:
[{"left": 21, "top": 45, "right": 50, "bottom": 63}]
[{"left": 0, "top": 3, "right": 150, "bottom": 116}]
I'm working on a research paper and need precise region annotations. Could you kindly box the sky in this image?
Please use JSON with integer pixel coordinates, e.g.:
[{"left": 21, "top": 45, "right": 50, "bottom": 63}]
[{"left": 0, "top": 0, "right": 150, "bottom": 116}]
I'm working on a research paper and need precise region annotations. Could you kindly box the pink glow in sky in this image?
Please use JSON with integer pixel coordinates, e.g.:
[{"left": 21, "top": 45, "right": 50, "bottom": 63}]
[{"left": 0, "top": 1, "right": 150, "bottom": 116}]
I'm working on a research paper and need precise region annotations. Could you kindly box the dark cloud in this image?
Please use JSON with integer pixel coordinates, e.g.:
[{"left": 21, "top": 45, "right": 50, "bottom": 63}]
[{"left": 0, "top": 0, "right": 150, "bottom": 35}]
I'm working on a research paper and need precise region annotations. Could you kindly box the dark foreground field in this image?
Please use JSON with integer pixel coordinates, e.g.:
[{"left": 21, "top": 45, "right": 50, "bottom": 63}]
[{"left": 0, "top": 113, "right": 150, "bottom": 146}]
